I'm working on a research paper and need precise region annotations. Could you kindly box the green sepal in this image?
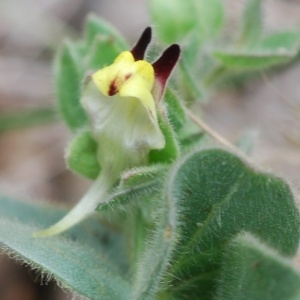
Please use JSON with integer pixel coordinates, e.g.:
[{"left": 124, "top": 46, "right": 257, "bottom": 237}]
[
  {"left": 84, "top": 14, "right": 128, "bottom": 50},
  {"left": 216, "top": 233, "right": 300, "bottom": 300},
  {"left": 66, "top": 131, "right": 100, "bottom": 179},
  {"left": 149, "top": 108, "right": 180, "bottom": 164},
  {"left": 55, "top": 40, "right": 87, "bottom": 130},
  {"left": 163, "top": 88, "right": 186, "bottom": 132}
]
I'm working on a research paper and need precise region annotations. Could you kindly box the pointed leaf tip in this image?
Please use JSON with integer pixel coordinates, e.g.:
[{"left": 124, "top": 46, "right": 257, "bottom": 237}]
[{"left": 131, "top": 27, "right": 152, "bottom": 61}]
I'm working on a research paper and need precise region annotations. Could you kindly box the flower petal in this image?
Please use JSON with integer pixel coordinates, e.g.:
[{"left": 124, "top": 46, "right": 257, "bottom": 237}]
[
  {"left": 152, "top": 44, "right": 181, "bottom": 102},
  {"left": 92, "top": 51, "right": 135, "bottom": 96},
  {"left": 131, "top": 27, "right": 152, "bottom": 61}
]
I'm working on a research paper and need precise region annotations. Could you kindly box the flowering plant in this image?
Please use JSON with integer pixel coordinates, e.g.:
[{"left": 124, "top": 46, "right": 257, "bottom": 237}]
[
  {"left": 1, "top": 1, "right": 300, "bottom": 299},
  {"left": 34, "top": 27, "right": 180, "bottom": 237}
]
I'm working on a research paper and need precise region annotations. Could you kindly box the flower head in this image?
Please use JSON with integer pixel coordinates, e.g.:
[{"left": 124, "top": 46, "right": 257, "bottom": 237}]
[
  {"left": 81, "top": 27, "right": 180, "bottom": 177},
  {"left": 34, "top": 27, "right": 180, "bottom": 237}
]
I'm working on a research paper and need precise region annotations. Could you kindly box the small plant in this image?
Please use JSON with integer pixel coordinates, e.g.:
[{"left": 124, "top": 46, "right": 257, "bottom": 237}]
[{"left": 1, "top": 1, "right": 300, "bottom": 299}]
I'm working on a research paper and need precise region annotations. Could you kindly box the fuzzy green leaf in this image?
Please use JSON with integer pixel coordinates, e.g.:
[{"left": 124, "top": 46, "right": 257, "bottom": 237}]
[
  {"left": 66, "top": 131, "right": 100, "bottom": 179},
  {"left": 55, "top": 41, "right": 87, "bottom": 130},
  {"left": 216, "top": 233, "right": 300, "bottom": 300},
  {"left": 85, "top": 14, "right": 128, "bottom": 50},
  {"left": 238, "top": 0, "right": 263, "bottom": 48},
  {"left": 163, "top": 148, "right": 300, "bottom": 298},
  {"left": 174, "top": 148, "right": 299, "bottom": 255},
  {"left": 0, "top": 196, "right": 130, "bottom": 300},
  {"left": 214, "top": 50, "right": 296, "bottom": 70}
]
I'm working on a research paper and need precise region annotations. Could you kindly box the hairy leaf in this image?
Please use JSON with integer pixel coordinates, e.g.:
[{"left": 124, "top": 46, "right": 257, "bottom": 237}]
[
  {"left": 0, "top": 196, "right": 130, "bottom": 300},
  {"left": 55, "top": 41, "right": 87, "bottom": 130},
  {"left": 163, "top": 148, "right": 300, "bottom": 299},
  {"left": 216, "top": 233, "right": 300, "bottom": 300}
]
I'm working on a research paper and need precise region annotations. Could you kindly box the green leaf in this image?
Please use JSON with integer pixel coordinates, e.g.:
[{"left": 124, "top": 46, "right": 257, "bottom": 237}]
[
  {"left": 55, "top": 41, "right": 87, "bottom": 130},
  {"left": 238, "top": 0, "right": 263, "bottom": 48},
  {"left": 163, "top": 148, "right": 300, "bottom": 298},
  {"left": 214, "top": 50, "right": 296, "bottom": 70},
  {"left": 149, "top": 110, "right": 180, "bottom": 164},
  {"left": 216, "top": 233, "right": 300, "bottom": 300},
  {"left": 174, "top": 148, "right": 299, "bottom": 255},
  {"left": 148, "top": 0, "right": 223, "bottom": 44},
  {"left": 0, "top": 108, "right": 57, "bottom": 133},
  {"left": 86, "top": 34, "right": 123, "bottom": 70},
  {"left": 0, "top": 196, "right": 130, "bottom": 300},
  {"left": 260, "top": 30, "right": 300, "bottom": 52},
  {"left": 85, "top": 14, "right": 128, "bottom": 50},
  {"left": 66, "top": 131, "right": 100, "bottom": 179}
]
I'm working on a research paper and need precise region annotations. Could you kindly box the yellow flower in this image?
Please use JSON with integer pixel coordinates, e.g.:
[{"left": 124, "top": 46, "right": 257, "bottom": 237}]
[
  {"left": 34, "top": 27, "right": 180, "bottom": 237},
  {"left": 82, "top": 50, "right": 164, "bottom": 177}
]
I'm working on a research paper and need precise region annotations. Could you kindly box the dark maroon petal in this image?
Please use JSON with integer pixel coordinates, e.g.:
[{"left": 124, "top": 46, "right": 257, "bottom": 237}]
[
  {"left": 152, "top": 44, "right": 181, "bottom": 102},
  {"left": 131, "top": 27, "right": 152, "bottom": 61}
]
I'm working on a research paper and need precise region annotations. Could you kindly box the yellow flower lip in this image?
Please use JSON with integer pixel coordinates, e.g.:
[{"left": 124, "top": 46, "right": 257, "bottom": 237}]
[
  {"left": 107, "top": 73, "right": 132, "bottom": 96},
  {"left": 91, "top": 51, "right": 155, "bottom": 99},
  {"left": 91, "top": 27, "right": 181, "bottom": 104}
]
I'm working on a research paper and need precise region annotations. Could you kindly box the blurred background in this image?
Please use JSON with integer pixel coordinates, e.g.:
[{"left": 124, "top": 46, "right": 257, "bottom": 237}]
[{"left": 1, "top": 0, "right": 300, "bottom": 299}]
